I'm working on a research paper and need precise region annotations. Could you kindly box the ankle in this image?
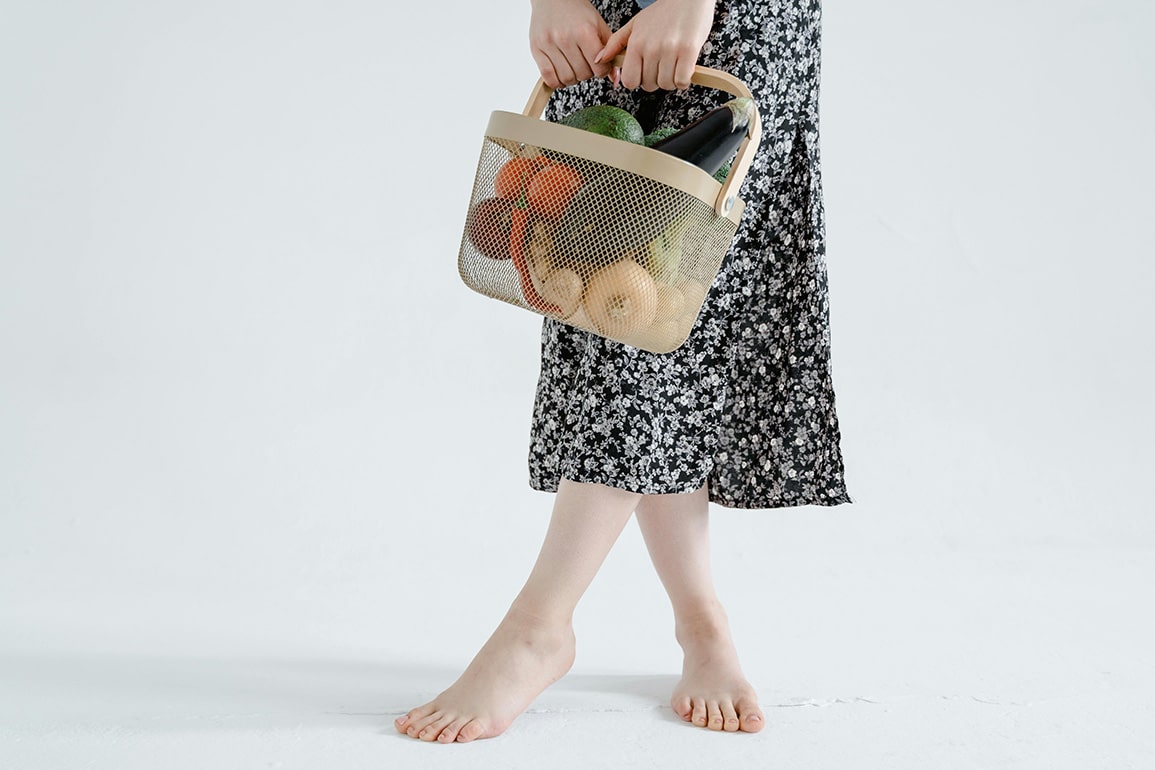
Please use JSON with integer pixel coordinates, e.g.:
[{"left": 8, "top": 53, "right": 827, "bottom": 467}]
[
  {"left": 504, "top": 601, "right": 575, "bottom": 638},
  {"left": 673, "top": 599, "right": 731, "bottom": 646}
]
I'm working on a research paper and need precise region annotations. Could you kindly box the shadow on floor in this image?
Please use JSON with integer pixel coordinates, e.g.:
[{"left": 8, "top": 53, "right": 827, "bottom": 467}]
[{"left": 0, "top": 650, "right": 683, "bottom": 733}]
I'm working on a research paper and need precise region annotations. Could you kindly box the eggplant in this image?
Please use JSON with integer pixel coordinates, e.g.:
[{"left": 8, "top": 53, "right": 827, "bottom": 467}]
[{"left": 650, "top": 96, "right": 755, "bottom": 177}]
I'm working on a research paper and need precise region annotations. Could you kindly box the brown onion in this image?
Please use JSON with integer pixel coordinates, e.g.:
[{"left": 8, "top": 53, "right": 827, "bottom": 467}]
[
  {"left": 583, "top": 259, "right": 658, "bottom": 339},
  {"left": 540, "top": 268, "right": 584, "bottom": 319}
]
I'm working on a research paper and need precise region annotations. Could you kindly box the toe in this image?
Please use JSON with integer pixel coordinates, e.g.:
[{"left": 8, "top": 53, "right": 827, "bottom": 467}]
[
  {"left": 398, "top": 702, "right": 435, "bottom": 734},
  {"left": 706, "top": 700, "right": 724, "bottom": 731},
  {"left": 406, "top": 709, "right": 444, "bottom": 737},
  {"left": 456, "top": 719, "right": 486, "bottom": 743},
  {"left": 408, "top": 702, "right": 437, "bottom": 723},
  {"left": 439, "top": 717, "right": 469, "bottom": 743},
  {"left": 736, "top": 697, "right": 765, "bottom": 732},
  {"left": 691, "top": 698, "right": 708, "bottom": 727},
  {"left": 671, "top": 695, "right": 692, "bottom": 721},
  {"left": 721, "top": 700, "right": 740, "bottom": 732},
  {"left": 418, "top": 714, "right": 454, "bottom": 742}
]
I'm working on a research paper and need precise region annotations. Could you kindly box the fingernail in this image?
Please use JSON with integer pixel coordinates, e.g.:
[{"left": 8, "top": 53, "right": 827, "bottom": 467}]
[{"left": 594, "top": 50, "right": 604, "bottom": 63}]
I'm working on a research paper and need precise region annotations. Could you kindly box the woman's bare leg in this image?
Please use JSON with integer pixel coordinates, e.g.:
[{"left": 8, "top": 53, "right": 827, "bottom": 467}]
[
  {"left": 395, "top": 478, "right": 641, "bottom": 743},
  {"left": 633, "top": 481, "right": 766, "bottom": 733}
]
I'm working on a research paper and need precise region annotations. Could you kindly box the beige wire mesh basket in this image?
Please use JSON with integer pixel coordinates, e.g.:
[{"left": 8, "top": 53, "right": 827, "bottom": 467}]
[{"left": 457, "top": 61, "right": 762, "bottom": 354}]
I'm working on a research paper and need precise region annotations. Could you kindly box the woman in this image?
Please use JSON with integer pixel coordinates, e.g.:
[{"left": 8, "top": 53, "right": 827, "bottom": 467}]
[{"left": 396, "top": 0, "right": 850, "bottom": 742}]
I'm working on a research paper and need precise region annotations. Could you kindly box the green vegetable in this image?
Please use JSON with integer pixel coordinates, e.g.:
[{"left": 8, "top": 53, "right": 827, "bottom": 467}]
[
  {"left": 713, "top": 159, "right": 732, "bottom": 183},
  {"left": 643, "top": 127, "right": 679, "bottom": 147},
  {"left": 649, "top": 96, "right": 755, "bottom": 177},
  {"left": 559, "top": 105, "right": 645, "bottom": 144},
  {"left": 635, "top": 215, "right": 690, "bottom": 284}
]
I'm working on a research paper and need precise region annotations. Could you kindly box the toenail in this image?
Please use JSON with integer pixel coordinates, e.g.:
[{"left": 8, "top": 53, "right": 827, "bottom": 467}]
[{"left": 749, "top": 715, "right": 762, "bottom": 722}]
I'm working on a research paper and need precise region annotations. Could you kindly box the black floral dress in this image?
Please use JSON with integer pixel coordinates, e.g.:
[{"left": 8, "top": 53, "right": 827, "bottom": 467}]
[{"left": 528, "top": 0, "right": 852, "bottom": 509}]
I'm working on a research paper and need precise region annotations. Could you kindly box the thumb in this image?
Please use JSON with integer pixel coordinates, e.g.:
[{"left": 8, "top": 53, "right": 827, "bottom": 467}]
[{"left": 594, "top": 20, "right": 631, "bottom": 65}]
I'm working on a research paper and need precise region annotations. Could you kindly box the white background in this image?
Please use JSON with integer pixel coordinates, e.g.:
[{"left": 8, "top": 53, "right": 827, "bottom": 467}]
[{"left": 1, "top": 0, "right": 1153, "bottom": 767}]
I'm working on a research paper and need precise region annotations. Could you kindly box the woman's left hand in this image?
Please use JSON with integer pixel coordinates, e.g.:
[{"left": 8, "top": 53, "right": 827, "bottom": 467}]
[{"left": 594, "top": 0, "right": 716, "bottom": 92}]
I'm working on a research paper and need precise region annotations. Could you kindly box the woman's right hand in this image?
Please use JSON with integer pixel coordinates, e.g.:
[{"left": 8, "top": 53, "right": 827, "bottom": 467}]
[{"left": 529, "top": 0, "right": 615, "bottom": 88}]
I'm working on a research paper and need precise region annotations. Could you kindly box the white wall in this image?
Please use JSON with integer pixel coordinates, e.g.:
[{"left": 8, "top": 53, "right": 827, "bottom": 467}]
[{"left": 1, "top": 0, "right": 1152, "bottom": 690}]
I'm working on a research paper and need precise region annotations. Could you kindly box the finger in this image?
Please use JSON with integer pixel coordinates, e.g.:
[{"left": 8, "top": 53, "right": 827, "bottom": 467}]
[
  {"left": 530, "top": 47, "right": 561, "bottom": 89},
  {"left": 641, "top": 50, "right": 661, "bottom": 92},
  {"left": 594, "top": 20, "right": 631, "bottom": 66},
  {"left": 620, "top": 44, "right": 644, "bottom": 90},
  {"left": 548, "top": 49, "right": 578, "bottom": 87},
  {"left": 580, "top": 31, "right": 612, "bottom": 79},
  {"left": 656, "top": 53, "right": 678, "bottom": 91},
  {"left": 673, "top": 52, "right": 695, "bottom": 91},
  {"left": 563, "top": 42, "right": 595, "bottom": 82},
  {"left": 596, "top": 17, "right": 613, "bottom": 47}
]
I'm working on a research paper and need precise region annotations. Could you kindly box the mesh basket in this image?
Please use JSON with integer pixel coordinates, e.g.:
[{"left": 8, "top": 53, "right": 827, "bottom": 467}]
[{"left": 458, "top": 63, "right": 762, "bottom": 354}]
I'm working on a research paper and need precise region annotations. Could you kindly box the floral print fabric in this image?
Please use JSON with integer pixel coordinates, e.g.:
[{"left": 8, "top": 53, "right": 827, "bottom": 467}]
[{"left": 528, "top": 0, "right": 852, "bottom": 509}]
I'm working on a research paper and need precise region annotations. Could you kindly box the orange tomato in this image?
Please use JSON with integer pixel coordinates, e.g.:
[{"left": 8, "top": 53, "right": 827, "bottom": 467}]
[
  {"left": 526, "top": 164, "right": 583, "bottom": 219},
  {"left": 494, "top": 155, "right": 551, "bottom": 199}
]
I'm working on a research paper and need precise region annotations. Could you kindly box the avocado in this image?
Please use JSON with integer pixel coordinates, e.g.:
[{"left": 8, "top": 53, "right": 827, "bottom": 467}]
[{"left": 559, "top": 105, "right": 645, "bottom": 144}]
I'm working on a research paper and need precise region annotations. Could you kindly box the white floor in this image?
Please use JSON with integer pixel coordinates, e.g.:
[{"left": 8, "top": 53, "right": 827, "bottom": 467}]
[{"left": 4, "top": 506, "right": 1153, "bottom": 769}]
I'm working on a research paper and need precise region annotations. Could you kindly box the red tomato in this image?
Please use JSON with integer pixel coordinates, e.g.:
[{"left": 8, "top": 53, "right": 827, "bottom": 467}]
[
  {"left": 527, "top": 164, "right": 583, "bottom": 219},
  {"left": 494, "top": 156, "right": 550, "bottom": 199}
]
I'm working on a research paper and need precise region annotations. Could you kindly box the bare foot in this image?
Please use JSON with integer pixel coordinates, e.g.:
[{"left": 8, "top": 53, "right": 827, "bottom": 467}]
[
  {"left": 669, "top": 602, "right": 765, "bottom": 733},
  {"left": 393, "top": 605, "right": 576, "bottom": 743}
]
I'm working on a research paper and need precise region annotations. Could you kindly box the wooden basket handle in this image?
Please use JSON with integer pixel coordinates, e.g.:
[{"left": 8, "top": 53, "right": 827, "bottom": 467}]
[{"left": 521, "top": 51, "right": 762, "bottom": 218}]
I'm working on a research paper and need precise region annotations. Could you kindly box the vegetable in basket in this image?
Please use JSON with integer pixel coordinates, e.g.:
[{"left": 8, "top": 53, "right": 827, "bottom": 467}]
[
  {"left": 635, "top": 214, "right": 690, "bottom": 284},
  {"left": 509, "top": 189, "right": 562, "bottom": 315},
  {"left": 645, "top": 126, "right": 729, "bottom": 182},
  {"left": 551, "top": 167, "right": 685, "bottom": 265},
  {"left": 539, "top": 268, "right": 584, "bottom": 319},
  {"left": 494, "top": 156, "right": 550, "bottom": 199},
  {"left": 559, "top": 105, "right": 645, "bottom": 144},
  {"left": 648, "top": 96, "right": 755, "bottom": 178},
  {"left": 526, "top": 163, "right": 584, "bottom": 219},
  {"left": 466, "top": 197, "right": 517, "bottom": 260},
  {"left": 583, "top": 258, "right": 658, "bottom": 338}
]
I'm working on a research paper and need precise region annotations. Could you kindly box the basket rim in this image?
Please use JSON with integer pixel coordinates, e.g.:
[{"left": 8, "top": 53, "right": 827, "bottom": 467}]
[{"left": 485, "top": 110, "right": 747, "bottom": 228}]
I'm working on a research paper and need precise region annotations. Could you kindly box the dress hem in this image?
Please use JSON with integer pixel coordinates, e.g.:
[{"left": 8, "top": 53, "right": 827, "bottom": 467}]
[{"left": 528, "top": 476, "right": 854, "bottom": 511}]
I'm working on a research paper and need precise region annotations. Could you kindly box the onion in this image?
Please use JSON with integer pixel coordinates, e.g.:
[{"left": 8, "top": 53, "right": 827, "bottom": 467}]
[
  {"left": 583, "top": 259, "right": 658, "bottom": 339},
  {"left": 540, "top": 268, "right": 584, "bottom": 319}
]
